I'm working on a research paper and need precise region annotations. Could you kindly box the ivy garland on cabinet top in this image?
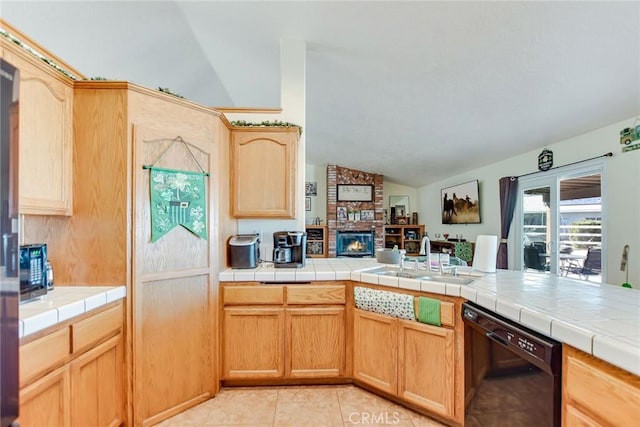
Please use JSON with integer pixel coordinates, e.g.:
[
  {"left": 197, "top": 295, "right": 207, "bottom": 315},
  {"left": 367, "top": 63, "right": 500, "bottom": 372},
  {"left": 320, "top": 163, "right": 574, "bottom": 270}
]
[
  {"left": 231, "top": 120, "right": 303, "bottom": 135},
  {"left": 1, "top": 28, "right": 302, "bottom": 122},
  {"left": 1, "top": 28, "right": 186, "bottom": 99},
  {"left": 0, "top": 27, "right": 80, "bottom": 80}
]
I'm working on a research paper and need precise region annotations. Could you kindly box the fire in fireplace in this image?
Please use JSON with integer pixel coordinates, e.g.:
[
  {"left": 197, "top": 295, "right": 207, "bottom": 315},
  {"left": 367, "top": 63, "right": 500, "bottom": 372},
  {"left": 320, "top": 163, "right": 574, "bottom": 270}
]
[{"left": 336, "top": 231, "right": 375, "bottom": 257}]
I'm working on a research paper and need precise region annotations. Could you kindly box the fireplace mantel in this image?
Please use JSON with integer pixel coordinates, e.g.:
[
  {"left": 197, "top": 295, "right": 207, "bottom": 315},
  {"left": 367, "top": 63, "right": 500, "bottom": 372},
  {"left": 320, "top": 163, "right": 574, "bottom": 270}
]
[{"left": 326, "top": 165, "right": 384, "bottom": 257}]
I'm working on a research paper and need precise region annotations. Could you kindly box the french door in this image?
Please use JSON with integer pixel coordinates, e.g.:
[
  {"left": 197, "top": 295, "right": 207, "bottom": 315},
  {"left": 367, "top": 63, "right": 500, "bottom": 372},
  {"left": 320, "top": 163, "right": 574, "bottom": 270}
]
[{"left": 515, "top": 162, "right": 604, "bottom": 280}]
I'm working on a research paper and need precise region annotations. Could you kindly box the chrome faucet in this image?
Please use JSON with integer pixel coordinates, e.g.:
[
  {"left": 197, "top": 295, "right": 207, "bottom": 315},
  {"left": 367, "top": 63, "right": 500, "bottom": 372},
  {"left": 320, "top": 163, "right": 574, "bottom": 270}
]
[
  {"left": 440, "top": 264, "right": 458, "bottom": 276},
  {"left": 401, "top": 256, "right": 420, "bottom": 272}
]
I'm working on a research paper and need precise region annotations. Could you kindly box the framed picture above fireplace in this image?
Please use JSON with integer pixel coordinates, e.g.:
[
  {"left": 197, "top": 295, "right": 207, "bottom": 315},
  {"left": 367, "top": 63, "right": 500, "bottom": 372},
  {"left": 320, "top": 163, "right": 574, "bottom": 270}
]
[{"left": 337, "top": 184, "right": 373, "bottom": 202}]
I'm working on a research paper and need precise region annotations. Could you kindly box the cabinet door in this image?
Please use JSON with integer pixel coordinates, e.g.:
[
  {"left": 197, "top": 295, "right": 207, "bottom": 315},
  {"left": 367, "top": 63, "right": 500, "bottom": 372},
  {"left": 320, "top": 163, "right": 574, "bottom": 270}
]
[
  {"left": 70, "top": 334, "right": 124, "bottom": 427},
  {"left": 18, "top": 365, "right": 70, "bottom": 427},
  {"left": 353, "top": 309, "right": 398, "bottom": 395},
  {"left": 230, "top": 129, "right": 297, "bottom": 218},
  {"left": 563, "top": 345, "right": 640, "bottom": 427},
  {"left": 223, "top": 307, "right": 285, "bottom": 379},
  {"left": 286, "top": 307, "right": 346, "bottom": 378},
  {"left": 398, "top": 319, "right": 455, "bottom": 418},
  {"left": 2, "top": 47, "right": 73, "bottom": 215}
]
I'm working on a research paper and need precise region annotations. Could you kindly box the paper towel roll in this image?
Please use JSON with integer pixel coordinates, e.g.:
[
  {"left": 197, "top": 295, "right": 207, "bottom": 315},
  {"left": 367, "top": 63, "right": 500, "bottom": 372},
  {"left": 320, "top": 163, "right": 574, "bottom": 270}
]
[{"left": 472, "top": 235, "right": 498, "bottom": 273}]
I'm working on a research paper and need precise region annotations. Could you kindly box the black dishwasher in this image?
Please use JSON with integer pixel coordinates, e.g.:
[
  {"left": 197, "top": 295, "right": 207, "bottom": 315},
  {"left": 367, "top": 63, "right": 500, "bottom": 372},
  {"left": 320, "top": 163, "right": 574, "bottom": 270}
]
[{"left": 463, "top": 302, "right": 562, "bottom": 427}]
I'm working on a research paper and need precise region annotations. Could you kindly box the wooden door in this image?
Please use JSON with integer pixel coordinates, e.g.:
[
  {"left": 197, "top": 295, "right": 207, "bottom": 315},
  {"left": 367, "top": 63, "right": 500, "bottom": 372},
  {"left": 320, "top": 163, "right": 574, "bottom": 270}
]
[
  {"left": 18, "top": 366, "right": 70, "bottom": 427},
  {"left": 223, "top": 306, "right": 285, "bottom": 379},
  {"left": 398, "top": 319, "right": 455, "bottom": 419},
  {"left": 70, "top": 335, "right": 124, "bottom": 427},
  {"left": 352, "top": 309, "right": 398, "bottom": 395},
  {"left": 286, "top": 306, "right": 346, "bottom": 378},
  {"left": 132, "top": 122, "right": 218, "bottom": 426}
]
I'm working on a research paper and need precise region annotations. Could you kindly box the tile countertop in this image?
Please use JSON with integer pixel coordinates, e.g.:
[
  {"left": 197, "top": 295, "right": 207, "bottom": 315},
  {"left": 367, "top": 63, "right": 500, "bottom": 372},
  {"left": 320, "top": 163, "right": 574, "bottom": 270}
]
[
  {"left": 18, "top": 285, "right": 126, "bottom": 339},
  {"left": 220, "top": 258, "right": 640, "bottom": 376}
]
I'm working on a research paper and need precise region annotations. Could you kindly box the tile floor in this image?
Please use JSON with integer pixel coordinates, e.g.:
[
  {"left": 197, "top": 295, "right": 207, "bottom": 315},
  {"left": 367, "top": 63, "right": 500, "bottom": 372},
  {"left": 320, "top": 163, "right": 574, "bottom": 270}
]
[{"left": 155, "top": 384, "right": 446, "bottom": 427}]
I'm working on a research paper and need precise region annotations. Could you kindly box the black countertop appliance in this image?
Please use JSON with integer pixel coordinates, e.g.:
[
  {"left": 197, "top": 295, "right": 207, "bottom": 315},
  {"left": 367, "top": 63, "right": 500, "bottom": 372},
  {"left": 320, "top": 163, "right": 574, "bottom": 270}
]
[
  {"left": 19, "top": 243, "right": 48, "bottom": 302},
  {"left": 227, "top": 234, "right": 260, "bottom": 269},
  {"left": 273, "top": 231, "right": 306, "bottom": 268}
]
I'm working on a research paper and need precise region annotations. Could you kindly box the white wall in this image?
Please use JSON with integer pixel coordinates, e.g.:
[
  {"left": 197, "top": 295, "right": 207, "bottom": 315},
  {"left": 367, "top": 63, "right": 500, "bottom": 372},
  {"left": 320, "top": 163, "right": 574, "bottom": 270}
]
[
  {"left": 304, "top": 164, "right": 327, "bottom": 225},
  {"left": 416, "top": 118, "right": 640, "bottom": 287},
  {"left": 226, "top": 38, "right": 306, "bottom": 260},
  {"left": 383, "top": 182, "right": 418, "bottom": 224}
]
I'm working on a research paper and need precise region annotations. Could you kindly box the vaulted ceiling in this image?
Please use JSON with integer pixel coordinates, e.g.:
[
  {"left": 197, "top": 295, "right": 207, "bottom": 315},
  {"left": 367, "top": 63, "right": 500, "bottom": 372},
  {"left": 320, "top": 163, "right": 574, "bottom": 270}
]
[{"left": 3, "top": 1, "right": 639, "bottom": 187}]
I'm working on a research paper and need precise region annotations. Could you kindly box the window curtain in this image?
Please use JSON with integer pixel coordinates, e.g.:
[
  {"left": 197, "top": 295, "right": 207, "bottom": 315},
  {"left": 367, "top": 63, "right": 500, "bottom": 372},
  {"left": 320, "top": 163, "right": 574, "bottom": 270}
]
[{"left": 497, "top": 176, "right": 518, "bottom": 269}]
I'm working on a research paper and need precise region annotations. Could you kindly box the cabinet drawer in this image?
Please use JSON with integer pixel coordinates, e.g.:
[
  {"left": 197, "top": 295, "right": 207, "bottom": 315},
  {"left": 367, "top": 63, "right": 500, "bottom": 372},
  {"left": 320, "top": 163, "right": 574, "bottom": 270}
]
[
  {"left": 224, "top": 285, "right": 284, "bottom": 305},
  {"left": 71, "top": 303, "right": 123, "bottom": 354},
  {"left": 20, "top": 327, "right": 70, "bottom": 387},
  {"left": 287, "top": 285, "right": 345, "bottom": 305}
]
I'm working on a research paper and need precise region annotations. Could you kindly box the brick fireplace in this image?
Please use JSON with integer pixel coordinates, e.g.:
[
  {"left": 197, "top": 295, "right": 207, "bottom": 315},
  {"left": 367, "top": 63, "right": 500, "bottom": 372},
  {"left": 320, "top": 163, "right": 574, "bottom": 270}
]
[{"left": 327, "top": 165, "right": 384, "bottom": 257}]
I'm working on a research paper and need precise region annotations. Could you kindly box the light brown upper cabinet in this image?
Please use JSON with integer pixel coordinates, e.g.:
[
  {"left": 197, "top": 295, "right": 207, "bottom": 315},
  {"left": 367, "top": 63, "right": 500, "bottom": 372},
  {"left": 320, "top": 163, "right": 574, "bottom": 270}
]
[
  {"left": 1, "top": 37, "right": 74, "bottom": 215},
  {"left": 230, "top": 127, "right": 299, "bottom": 218}
]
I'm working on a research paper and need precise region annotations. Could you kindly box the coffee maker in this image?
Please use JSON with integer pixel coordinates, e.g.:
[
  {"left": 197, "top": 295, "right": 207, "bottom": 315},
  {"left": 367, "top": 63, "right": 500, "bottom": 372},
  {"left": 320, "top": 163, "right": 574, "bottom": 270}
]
[{"left": 272, "top": 231, "right": 307, "bottom": 268}]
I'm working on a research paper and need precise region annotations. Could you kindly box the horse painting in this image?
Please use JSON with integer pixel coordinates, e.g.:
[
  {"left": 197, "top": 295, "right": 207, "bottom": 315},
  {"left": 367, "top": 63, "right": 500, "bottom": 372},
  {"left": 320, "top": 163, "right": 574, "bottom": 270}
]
[
  {"left": 441, "top": 181, "right": 481, "bottom": 224},
  {"left": 442, "top": 193, "right": 456, "bottom": 222}
]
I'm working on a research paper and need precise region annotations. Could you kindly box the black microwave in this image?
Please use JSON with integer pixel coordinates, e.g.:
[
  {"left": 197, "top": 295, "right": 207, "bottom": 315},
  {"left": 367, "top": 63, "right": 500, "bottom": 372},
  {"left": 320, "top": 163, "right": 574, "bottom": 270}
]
[{"left": 19, "top": 244, "right": 48, "bottom": 302}]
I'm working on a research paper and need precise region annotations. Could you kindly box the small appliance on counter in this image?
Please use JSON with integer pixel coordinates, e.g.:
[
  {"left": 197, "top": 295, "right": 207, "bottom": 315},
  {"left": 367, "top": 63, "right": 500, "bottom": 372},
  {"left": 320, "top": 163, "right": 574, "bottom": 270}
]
[
  {"left": 19, "top": 243, "right": 48, "bottom": 302},
  {"left": 227, "top": 234, "right": 260, "bottom": 269},
  {"left": 46, "top": 260, "right": 54, "bottom": 290},
  {"left": 272, "top": 231, "right": 306, "bottom": 268}
]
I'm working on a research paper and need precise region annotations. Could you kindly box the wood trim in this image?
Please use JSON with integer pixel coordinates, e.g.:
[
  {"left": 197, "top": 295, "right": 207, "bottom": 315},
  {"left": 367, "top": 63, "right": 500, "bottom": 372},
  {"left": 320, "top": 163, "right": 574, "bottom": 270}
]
[
  {"left": 138, "top": 267, "right": 213, "bottom": 283},
  {"left": 0, "top": 18, "right": 85, "bottom": 79},
  {"left": 73, "top": 80, "right": 223, "bottom": 117},
  {"left": 215, "top": 106, "right": 283, "bottom": 114}
]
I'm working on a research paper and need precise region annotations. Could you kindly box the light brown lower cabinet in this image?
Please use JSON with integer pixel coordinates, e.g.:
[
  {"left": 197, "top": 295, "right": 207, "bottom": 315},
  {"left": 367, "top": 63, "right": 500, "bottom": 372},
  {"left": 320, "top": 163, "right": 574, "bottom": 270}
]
[
  {"left": 222, "top": 306, "right": 346, "bottom": 380},
  {"left": 18, "top": 302, "right": 125, "bottom": 427},
  {"left": 19, "top": 365, "right": 71, "bottom": 427},
  {"left": 563, "top": 344, "right": 640, "bottom": 426},
  {"left": 286, "top": 306, "right": 346, "bottom": 378},
  {"left": 70, "top": 335, "right": 124, "bottom": 427},
  {"left": 221, "top": 283, "right": 347, "bottom": 381},
  {"left": 353, "top": 308, "right": 456, "bottom": 420},
  {"left": 398, "top": 318, "right": 455, "bottom": 417},
  {"left": 223, "top": 307, "right": 285, "bottom": 379},
  {"left": 352, "top": 309, "right": 398, "bottom": 395}
]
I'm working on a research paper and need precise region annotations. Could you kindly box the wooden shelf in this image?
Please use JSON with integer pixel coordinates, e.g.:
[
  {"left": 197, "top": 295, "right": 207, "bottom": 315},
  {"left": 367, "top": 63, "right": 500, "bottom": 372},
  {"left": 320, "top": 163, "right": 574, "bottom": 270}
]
[{"left": 383, "top": 225, "right": 425, "bottom": 255}]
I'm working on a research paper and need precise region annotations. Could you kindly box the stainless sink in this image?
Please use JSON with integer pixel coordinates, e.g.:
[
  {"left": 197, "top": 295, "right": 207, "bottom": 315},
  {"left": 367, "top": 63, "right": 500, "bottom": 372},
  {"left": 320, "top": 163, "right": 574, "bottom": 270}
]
[
  {"left": 364, "top": 267, "right": 474, "bottom": 285},
  {"left": 414, "top": 275, "right": 474, "bottom": 285},
  {"left": 375, "top": 270, "right": 423, "bottom": 279}
]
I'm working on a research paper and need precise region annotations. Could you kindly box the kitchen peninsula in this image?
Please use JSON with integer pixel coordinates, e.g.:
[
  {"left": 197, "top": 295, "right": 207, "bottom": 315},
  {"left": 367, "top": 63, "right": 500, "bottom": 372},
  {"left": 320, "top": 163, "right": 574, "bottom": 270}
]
[{"left": 220, "top": 258, "right": 640, "bottom": 426}]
